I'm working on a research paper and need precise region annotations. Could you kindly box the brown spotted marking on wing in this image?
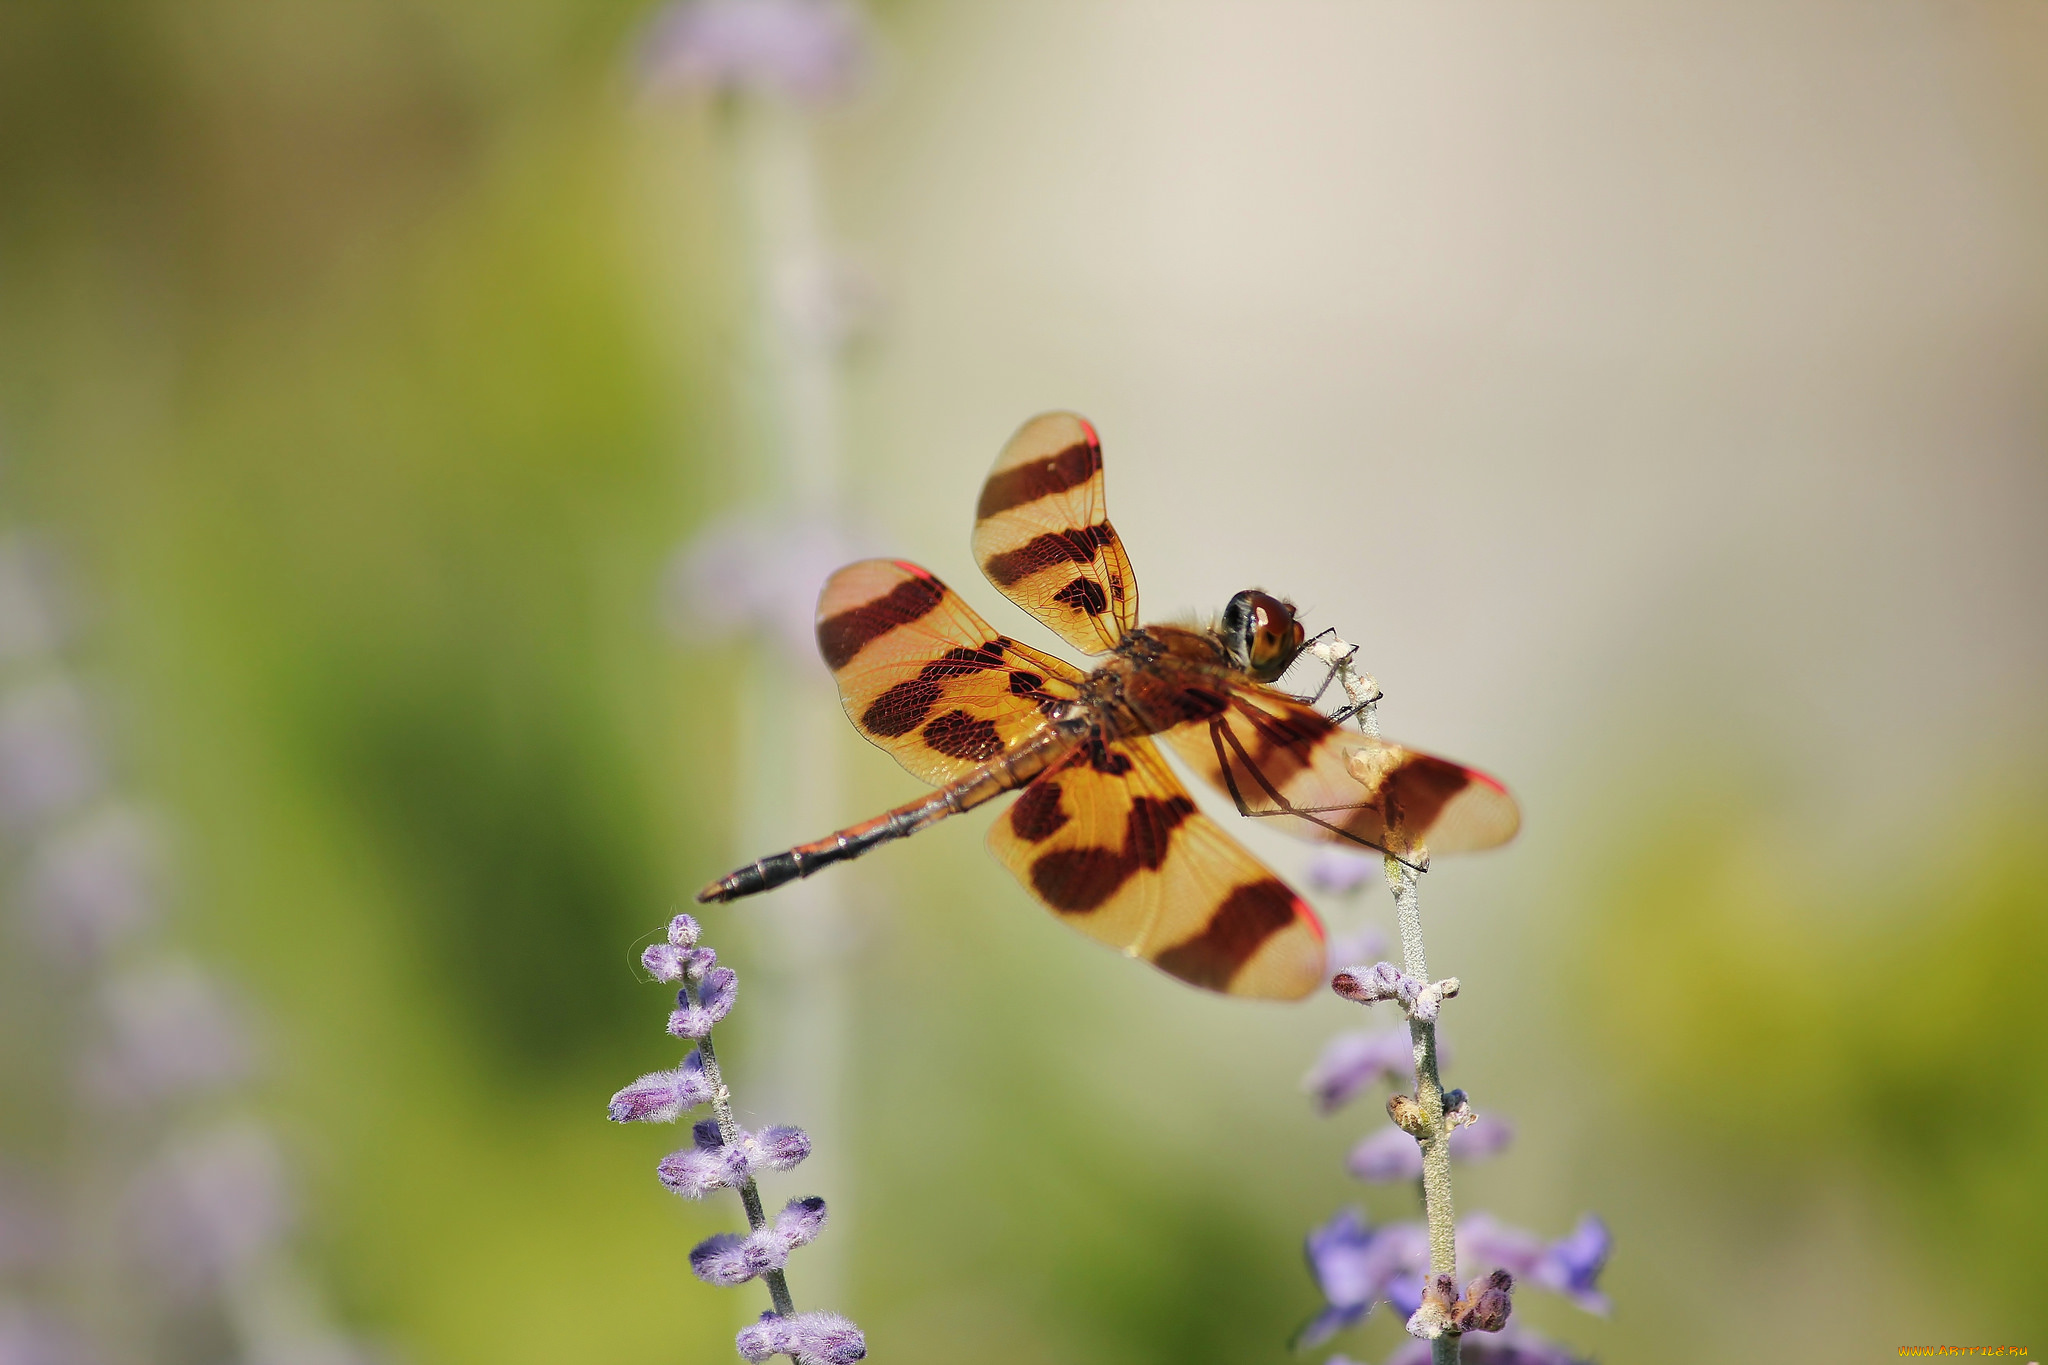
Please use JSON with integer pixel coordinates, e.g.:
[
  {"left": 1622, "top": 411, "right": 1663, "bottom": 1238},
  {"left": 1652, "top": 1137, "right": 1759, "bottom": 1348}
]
[
  {"left": 1157, "top": 687, "right": 1520, "bottom": 863},
  {"left": 986, "top": 734, "right": 1324, "bottom": 1000},
  {"left": 972, "top": 412, "right": 1139, "bottom": 656},
  {"left": 816, "top": 559, "right": 1085, "bottom": 787}
]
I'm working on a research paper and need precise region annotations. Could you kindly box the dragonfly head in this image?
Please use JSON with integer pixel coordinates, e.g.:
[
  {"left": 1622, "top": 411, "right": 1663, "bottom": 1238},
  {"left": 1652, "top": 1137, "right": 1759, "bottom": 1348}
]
[{"left": 1220, "top": 589, "right": 1305, "bottom": 683}]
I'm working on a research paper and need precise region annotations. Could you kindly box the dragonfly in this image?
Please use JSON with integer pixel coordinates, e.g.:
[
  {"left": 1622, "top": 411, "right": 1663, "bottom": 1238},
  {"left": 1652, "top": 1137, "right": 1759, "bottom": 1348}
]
[{"left": 698, "top": 413, "right": 1519, "bottom": 1000}]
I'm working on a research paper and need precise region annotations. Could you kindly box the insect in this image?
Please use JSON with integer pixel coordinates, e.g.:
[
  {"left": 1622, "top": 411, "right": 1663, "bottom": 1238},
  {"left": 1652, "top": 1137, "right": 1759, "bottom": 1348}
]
[{"left": 698, "top": 413, "right": 1519, "bottom": 1000}]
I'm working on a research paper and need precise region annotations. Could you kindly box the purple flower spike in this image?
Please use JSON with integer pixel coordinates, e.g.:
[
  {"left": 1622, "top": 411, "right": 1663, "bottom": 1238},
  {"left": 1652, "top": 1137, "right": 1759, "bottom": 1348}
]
[
  {"left": 687, "top": 1196, "right": 829, "bottom": 1287},
  {"left": 643, "top": 943, "right": 687, "bottom": 982},
  {"left": 1303, "top": 1028, "right": 1420, "bottom": 1114},
  {"left": 668, "top": 914, "right": 701, "bottom": 948},
  {"left": 735, "top": 1311, "right": 867, "bottom": 1364},
  {"left": 608, "top": 1052, "right": 714, "bottom": 1123}
]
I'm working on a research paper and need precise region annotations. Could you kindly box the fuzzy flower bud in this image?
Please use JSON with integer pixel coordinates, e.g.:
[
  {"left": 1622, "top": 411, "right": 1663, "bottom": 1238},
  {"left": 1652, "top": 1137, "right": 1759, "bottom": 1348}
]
[
  {"left": 668, "top": 914, "right": 701, "bottom": 948},
  {"left": 1330, "top": 962, "right": 1459, "bottom": 1021},
  {"left": 608, "top": 1051, "right": 714, "bottom": 1123},
  {"left": 734, "top": 1310, "right": 867, "bottom": 1364},
  {"left": 667, "top": 967, "right": 738, "bottom": 1038},
  {"left": 688, "top": 1196, "right": 829, "bottom": 1286},
  {"left": 642, "top": 943, "right": 688, "bottom": 981},
  {"left": 656, "top": 1120, "right": 810, "bottom": 1199}
]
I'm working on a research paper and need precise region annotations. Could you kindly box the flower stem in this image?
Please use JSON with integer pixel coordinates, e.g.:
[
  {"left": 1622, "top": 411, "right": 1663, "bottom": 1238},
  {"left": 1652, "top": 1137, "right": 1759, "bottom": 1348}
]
[
  {"left": 1344, "top": 665, "right": 1460, "bottom": 1364},
  {"left": 1387, "top": 856, "right": 1461, "bottom": 1365},
  {"left": 694, "top": 1023, "right": 796, "bottom": 1317}
]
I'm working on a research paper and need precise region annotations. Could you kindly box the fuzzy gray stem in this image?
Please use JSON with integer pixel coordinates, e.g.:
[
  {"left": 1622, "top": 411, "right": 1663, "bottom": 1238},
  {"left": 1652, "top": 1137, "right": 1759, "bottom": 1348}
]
[
  {"left": 1387, "top": 856, "right": 1461, "bottom": 1364},
  {"left": 693, "top": 1020, "right": 796, "bottom": 1317}
]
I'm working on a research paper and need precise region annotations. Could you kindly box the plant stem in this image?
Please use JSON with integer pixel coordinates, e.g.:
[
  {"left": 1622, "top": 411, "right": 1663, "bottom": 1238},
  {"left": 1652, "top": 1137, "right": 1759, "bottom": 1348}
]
[
  {"left": 694, "top": 1020, "right": 796, "bottom": 1317},
  {"left": 1343, "top": 663, "right": 1460, "bottom": 1364},
  {"left": 1387, "top": 856, "right": 1461, "bottom": 1365}
]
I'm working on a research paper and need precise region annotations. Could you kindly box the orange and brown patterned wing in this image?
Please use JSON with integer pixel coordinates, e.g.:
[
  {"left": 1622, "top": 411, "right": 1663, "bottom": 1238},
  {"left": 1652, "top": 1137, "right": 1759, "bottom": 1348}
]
[
  {"left": 815, "top": 559, "right": 1084, "bottom": 787},
  {"left": 987, "top": 734, "right": 1325, "bottom": 1000},
  {"left": 1157, "top": 687, "right": 1520, "bottom": 866},
  {"left": 972, "top": 412, "right": 1139, "bottom": 656}
]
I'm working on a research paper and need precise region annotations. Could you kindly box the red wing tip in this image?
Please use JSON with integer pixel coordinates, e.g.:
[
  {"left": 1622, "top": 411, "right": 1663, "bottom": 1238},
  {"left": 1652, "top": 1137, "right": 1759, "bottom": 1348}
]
[
  {"left": 892, "top": 560, "right": 936, "bottom": 579},
  {"left": 1468, "top": 768, "right": 1510, "bottom": 795},
  {"left": 1077, "top": 416, "right": 1099, "bottom": 445}
]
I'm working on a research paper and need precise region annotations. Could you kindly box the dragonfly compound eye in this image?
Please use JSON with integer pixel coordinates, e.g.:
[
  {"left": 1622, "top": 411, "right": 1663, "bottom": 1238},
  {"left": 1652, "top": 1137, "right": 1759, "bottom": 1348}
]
[{"left": 1222, "top": 589, "right": 1304, "bottom": 683}]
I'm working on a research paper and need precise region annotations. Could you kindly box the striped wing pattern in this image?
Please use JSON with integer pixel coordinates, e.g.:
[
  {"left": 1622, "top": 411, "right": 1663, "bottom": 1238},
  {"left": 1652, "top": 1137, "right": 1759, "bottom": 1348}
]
[
  {"left": 972, "top": 412, "right": 1139, "bottom": 656},
  {"left": 1158, "top": 687, "right": 1520, "bottom": 865},
  {"left": 987, "top": 734, "right": 1326, "bottom": 1000},
  {"left": 816, "top": 559, "right": 1084, "bottom": 787}
]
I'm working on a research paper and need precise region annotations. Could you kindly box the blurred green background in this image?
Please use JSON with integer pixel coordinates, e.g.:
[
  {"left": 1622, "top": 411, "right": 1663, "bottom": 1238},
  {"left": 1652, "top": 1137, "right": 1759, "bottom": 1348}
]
[{"left": 2, "top": 2, "right": 2044, "bottom": 1363}]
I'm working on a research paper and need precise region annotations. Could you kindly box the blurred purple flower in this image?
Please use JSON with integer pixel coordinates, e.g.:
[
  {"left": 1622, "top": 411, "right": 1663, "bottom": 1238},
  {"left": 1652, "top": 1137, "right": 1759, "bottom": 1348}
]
[
  {"left": 734, "top": 1310, "right": 866, "bottom": 1364},
  {"left": 0, "top": 537, "right": 66, "bottom": 666},
  {"left": 609, "top": 1052, "right": 716, "bottom": 1123},
  {"left": 1322, "top": 924, "right": 1388, "bottom": 977},
  {"left": 1295, "top": 1209, "right": 1429, "bottom": 1348},
  {"left": 667, "top": 967, "right": 738, "bottom": 1038},
  {"left": 1384, "top": 1331, "right": 1594, "bottom": 1365},
  {"left": 21, "top": 806, "right": 161, "bottom": 963},
  {"left": 1303, "top": 1028, "right": 1420, "bottom": 1114},
  {"left": 0, "top": 1307, "right": 92, "bottom": 1365},
  {"left": 0, "top": 1168, "right": 55, "bottom": 1276},
  {"left": 1346, "top": 1114, "right": 1513, "bottom": 1183},
  {"left": 0, "top": 681, "right": 100, "bottom": 832},
  {"left": 1459, "top": 1213, "right": 1611, "bottom": 1315},
  {"left": 668, "top": 511, "right": 878, "bottom": 668},
  {"left": 690, "top": 1196, "right": 828, "bottom": 1286},
  {"left": 643, "top": 0, "right": 869, "bottom": 104},
  {"left": 84, "top": 963, "right": 252, "bottom": 1107},
  {"left": 129, "top": 1122, "right": 290, "bottom": 1295},
  {"left": 1307, "top": 849, "right": 1380, "bottom": 895}
]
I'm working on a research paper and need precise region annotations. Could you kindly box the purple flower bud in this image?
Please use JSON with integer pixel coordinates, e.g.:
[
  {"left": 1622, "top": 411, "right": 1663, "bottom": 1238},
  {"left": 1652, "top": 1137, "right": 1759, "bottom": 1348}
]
[
  {"left": 735, "top": 1311, "right": 866, "bottom": 1364},
  {"left": 1303, "top": 1028, "right": 1420, "bottom": 1114},
  {"left": 657, "top": 1140, "right": 749, "bottom": 1200},
  {"left": 643, "top": 943, "right": 687, "bottom": 982},
  {"left": 689, "top": 1231, "right": 758, "bottom": 1286},
  {"left": 1455, "top": 1268, "right": 1514, "bottom": 1333},
  {"left": 692, "top": 1117, "right": 722, "bottom": 1148},
  {"left": 752, "top": 1125, "right": 810, "bottom": 1171},
  {"left": 682, "top": 945, "right": 718, "bottom": 979},
  {"left": 775, "top": 1194, "right": 827, "bottom": 1246},
  {"left": 667, "top": 967, "right": 737, "bottom": 1038},
  {"left": 668, "top": 914, "right": 701, "bottom": 948},
  {"left": 608, "top": 1052, "right": 714, "bottom": 1123},
  {"left": 1330, "top": 961, "right": 1414, "bottom": 1007}
]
